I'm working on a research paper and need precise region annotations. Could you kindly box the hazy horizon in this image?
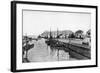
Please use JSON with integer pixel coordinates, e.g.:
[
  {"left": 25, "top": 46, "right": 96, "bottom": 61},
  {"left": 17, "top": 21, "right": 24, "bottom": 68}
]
[{"left": 23, "top": 10, "right": 91, "bottom": 36}]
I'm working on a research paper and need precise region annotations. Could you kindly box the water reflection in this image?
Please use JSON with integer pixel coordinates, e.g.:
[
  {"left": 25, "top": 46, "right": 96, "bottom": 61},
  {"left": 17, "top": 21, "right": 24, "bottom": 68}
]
[{"left": 27, "top": 38, "right": 70, "bottom": 62}]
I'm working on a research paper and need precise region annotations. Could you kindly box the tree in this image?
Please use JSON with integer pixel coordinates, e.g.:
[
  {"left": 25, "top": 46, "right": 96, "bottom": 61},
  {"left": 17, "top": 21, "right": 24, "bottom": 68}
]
[
  {"left": 75, "top": 30, "right": 83, "bottom": 34},
  {"left": 75, "top": 30, "right": 84, "bottom": 39},
  {"left": 70, "top": 33, "right": 75, "bottom": 38},
  {"left": 86, "top": 29, "right": 91, "bottom": 37},
  {"left": 38, "top": 35, "right": 41, "bottom": 38},
  {"left": 68, "top": 33, "right": 75, "bottom": 38}
]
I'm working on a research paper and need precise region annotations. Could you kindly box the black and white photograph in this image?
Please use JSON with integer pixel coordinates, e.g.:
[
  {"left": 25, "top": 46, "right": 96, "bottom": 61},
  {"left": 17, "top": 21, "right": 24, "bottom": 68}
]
[
  {"left": 22, "top": 10, "right": 91, "bottom": 63},
  {"left": 11, "top": 1, "right": 97, "bottom": 72}
]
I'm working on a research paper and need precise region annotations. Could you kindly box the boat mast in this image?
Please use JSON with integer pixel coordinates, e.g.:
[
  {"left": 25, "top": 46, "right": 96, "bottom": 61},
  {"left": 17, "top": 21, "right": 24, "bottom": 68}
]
[
  {"left": 57, "top": 28, "right": 59, "bottom": 61},
  {"left": 50, "top": 28, "right": 52, "bottom": 39}
]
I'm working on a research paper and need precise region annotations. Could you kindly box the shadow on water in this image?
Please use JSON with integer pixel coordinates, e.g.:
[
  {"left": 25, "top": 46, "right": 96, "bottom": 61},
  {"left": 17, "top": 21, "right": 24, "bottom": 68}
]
[{"left": 45, "top": 39, "right": 70, "bottom": 61}]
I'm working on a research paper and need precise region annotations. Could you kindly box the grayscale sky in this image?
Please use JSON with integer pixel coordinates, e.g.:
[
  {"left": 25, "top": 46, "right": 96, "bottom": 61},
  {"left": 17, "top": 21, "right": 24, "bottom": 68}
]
[{"left": 23, "top": 10, "right": 91, "bottom": 36}]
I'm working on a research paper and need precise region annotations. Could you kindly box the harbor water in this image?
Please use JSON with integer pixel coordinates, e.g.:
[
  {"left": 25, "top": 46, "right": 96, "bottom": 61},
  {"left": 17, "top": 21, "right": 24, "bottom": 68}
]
[{"left": 27, "top": 38, "right": 70, "bottom": 62}]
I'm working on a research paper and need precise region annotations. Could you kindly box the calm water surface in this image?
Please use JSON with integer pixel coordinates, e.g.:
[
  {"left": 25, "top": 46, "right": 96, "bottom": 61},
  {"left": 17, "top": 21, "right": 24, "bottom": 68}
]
[{"left": 28, "top": 38, "right": 72, "bottom": 62}]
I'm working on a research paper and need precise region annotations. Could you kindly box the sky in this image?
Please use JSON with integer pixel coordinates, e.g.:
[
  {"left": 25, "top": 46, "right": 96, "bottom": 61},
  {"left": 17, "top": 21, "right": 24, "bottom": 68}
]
[{"left": 23, "top": 10, "right": 91, "bottom": 36}]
